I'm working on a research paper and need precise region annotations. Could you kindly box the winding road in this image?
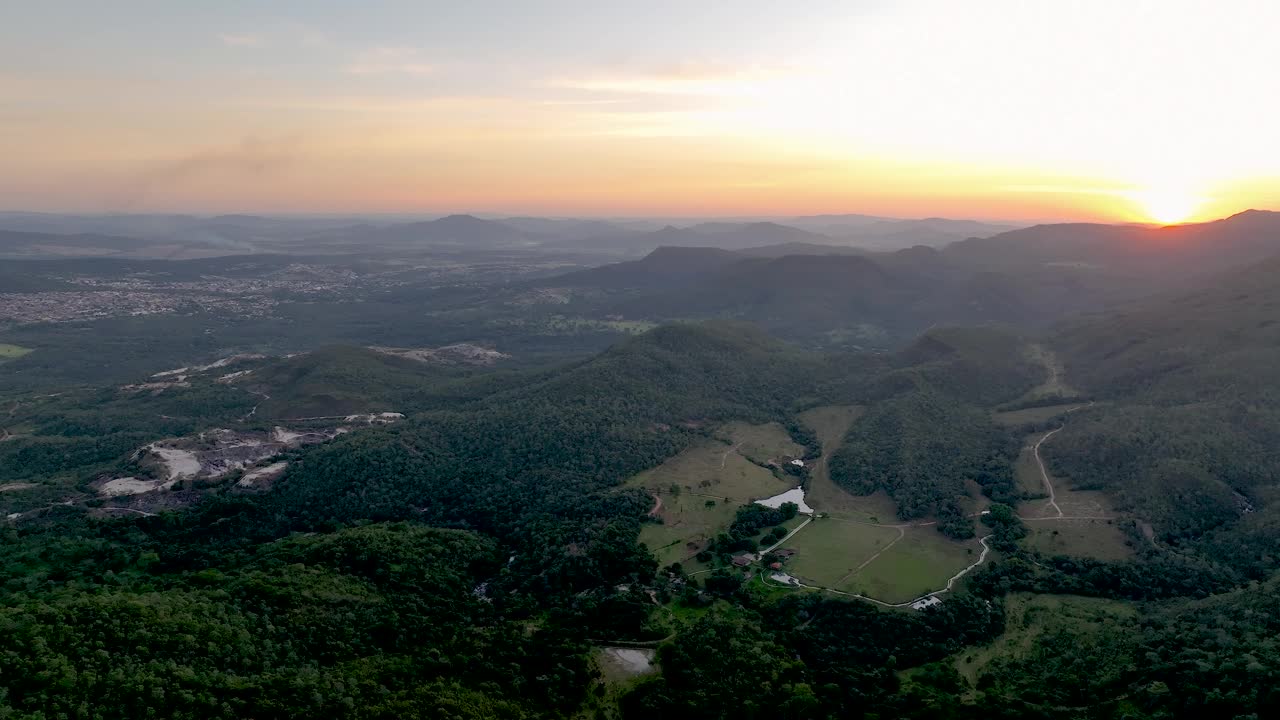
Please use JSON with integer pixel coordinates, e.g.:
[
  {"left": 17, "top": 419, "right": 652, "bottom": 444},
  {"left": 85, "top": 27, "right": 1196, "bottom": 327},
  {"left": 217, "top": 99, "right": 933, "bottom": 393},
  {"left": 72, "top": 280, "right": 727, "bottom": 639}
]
[{"left": 1018, "top": 401, "right": 1104, "bottom": 522}]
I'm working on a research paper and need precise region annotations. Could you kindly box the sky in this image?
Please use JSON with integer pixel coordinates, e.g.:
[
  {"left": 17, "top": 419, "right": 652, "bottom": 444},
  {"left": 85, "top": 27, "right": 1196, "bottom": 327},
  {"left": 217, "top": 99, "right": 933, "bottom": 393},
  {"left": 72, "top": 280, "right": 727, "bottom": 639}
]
[{"left": 2, "top": 0, "right": 1278, "bottom": 223}]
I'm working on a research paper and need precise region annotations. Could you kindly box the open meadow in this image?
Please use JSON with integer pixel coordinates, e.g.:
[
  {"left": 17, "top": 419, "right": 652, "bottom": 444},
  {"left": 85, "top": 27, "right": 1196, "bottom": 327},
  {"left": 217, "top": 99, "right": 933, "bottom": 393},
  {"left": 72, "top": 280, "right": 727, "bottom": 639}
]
[
  {"left": 629, "top": 423, "right": 800, "bottom": 565},
  {"left": 1022, "top": 519, "right": 1135, "bottom": 561},
  {"left": 993, "top": 402, "right": 1089, "bottom": 427},
  {"left": 798, "top": 405, "right": 900, "bottom": 521}
]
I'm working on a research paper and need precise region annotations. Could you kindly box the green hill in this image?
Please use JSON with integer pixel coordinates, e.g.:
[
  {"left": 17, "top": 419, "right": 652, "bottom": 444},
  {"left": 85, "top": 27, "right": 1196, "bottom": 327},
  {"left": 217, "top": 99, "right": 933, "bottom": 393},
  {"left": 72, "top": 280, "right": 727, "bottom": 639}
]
[
  {"left": 244, "top": 346, "right": 463, "bottom": 419},
  {"left": 1048, "top": 255, "right": 1280, "bottom": 562}
]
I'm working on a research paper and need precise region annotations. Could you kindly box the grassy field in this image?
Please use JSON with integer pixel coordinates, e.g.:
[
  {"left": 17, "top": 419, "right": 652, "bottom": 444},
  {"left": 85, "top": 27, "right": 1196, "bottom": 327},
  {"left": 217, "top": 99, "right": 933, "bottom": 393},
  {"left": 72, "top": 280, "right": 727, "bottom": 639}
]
[
  {"left": 629, "top": 436, "right": 791, "bottom": 501},
  {"left": 713, "top": 421, "right": 803, "bottom": 465},
  {"left": 0, "top": 344, "right": 33, "bottom": 361},
  {"left": 797, "top": 405, "right": 862, "bottom": 451},
  {"left": 789, "top": 405, "right": 983, "bottom": 602},
  {"left": 630, "top": 425, "right": 799, "bottom": 566},
  {"left": 780, "top": 516, "right": 982, "bottom": 604},
  {"left": 1013, "top": 433, "right": 1051, "bottom": 497},
  {"left": 782, "top": 518, "right": 901, "bottom": 587},
  {"left": 955, "top": 593, "right": 1137, "bottom": 690},
  {"left": 844, "top": 526, "right": 982, "bottom": 604},
  {"left": 1018, "top": 479, "right": 1117, "bottom": 520},
  {"left": 1022, "top": 519, "right": 1134, "bottom": 561},
  {"left": 797, "top": 405, "right": 900, "bottom": 521},
  {"left": 1013, "top": 344, "right": 1080, "bottom": 403},
  {"left": 1013, "top": 430, "right": 1117, "bottom": 517},
  {"left": 637, "top": 493, "right": 739, "bottom": 566},
  {"left": 993, "top": 402, "right": 1088, "bottom": 427}
]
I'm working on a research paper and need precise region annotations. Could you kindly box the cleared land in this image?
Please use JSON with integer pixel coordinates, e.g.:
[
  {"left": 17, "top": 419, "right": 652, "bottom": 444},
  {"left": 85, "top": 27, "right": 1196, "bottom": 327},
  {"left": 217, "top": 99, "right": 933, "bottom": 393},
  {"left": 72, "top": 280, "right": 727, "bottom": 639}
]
[
  {"left": 1013, "top": 434, "right": 1051, "bottom": 497},
  {"left": 1015, "top": 430, "right": 1116, "bottom": 519},
  {"left": 629, "top": 425, "right": 797, "bottom": 565},
  {"left": 1020, "top": 483, "right": 1116, "bottom": 520},
  {"left": 629, "top": 436, "right": 791, "bottom": 501},
  {"left": 786, "top": 405, "right": 984, "bottom": 603},
  {"left": 993, "top": 402, "right": 1089, "bottom": 427},
  {"left": 783, "top": 519, "right": 901, "bottom": 587},
  {"left": 844, "top": 525, "right": 983, "bottom": 604},
  {"left": 1014, "top": 344, "right": 1080, "bottom": 403},
  {"left": 1022, "top": 519, "right": 1134, "bottom": 561},
  {"left": 782, "top": 517, "right": 983, "bottom": 605},
  {"left": 714, "top": 421, "right": 803, "bottom": 465},
  {"left": 636, "top": 492, "right": 739, "bottom": 566},
  {"left": 1013, "top": 427, "right": 1132, "bottom": 560},
  {"left": 0, "top": 343, "right": 33, "bottom": 361}
]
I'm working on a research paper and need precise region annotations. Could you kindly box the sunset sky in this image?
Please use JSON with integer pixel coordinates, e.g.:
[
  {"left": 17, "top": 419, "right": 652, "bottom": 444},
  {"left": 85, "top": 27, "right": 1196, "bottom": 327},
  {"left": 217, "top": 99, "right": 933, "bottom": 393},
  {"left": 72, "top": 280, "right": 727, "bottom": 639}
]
[{"left": 3, "top": 0, "right": 1278, "bottom": 222}]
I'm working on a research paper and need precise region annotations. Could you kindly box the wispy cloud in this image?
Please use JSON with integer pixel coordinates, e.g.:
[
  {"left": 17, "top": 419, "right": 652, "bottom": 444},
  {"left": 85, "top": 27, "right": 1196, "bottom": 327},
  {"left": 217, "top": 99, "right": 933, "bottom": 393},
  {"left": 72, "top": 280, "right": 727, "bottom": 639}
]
[
  {"left": 217, "top": 24, "right": 328, "bottom": 49},
  {"left": 551, "top": 62, "right": 804, "bottom": 98},
  {"left": 346, "top": 47, "right": 437, "bottom": 76},
  {"left": 217, "top": 32, "right": 265, "bottom": 48}
]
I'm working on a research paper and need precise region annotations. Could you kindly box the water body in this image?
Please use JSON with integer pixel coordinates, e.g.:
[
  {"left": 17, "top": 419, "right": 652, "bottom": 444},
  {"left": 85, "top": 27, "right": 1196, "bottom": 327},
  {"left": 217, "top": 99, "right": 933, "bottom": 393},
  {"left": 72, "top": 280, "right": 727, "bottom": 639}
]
[
  {"left": 602, "top": 648, "right": 655, "bottom": 676},
  {"left": 755, "top": 487, "right": 814, "bottom": 514}
]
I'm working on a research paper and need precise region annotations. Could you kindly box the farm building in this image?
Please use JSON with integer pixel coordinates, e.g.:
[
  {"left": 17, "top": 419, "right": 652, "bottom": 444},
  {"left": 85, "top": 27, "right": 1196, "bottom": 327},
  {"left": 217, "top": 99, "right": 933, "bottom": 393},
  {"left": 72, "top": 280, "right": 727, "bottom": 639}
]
[{"left": 910, "top": 596, "right": 942, "bottom": 611}]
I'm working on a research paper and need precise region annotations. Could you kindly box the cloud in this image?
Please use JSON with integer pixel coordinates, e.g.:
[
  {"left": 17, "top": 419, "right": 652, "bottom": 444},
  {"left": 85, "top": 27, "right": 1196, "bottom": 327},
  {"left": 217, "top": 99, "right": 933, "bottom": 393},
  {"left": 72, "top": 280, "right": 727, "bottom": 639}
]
[
  {"left": 346, "top": 47, "right": 437, "bottom": 77},
  {"left": 217, "top": 33, "right": 265, "bottom": 48},
  {"left": 551, "top": 62, "right": 803, "bottom": 98},
  {"left": 217, "top": 24, "right": 328, "bottom": 49}
]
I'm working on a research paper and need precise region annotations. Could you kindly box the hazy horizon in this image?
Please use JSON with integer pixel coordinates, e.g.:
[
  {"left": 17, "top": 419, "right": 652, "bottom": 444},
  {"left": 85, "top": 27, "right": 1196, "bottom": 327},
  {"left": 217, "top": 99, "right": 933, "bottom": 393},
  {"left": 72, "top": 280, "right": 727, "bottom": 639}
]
[{"left": 6, "top": 1, "right": 1280, "bottom": 224}]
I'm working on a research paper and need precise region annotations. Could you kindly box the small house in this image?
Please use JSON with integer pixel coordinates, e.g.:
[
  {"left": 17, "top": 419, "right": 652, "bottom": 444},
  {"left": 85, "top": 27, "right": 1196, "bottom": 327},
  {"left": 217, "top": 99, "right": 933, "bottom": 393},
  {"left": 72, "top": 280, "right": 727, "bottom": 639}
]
[{"left": 731, "top": 552, "right": 756, "bottom": 568}]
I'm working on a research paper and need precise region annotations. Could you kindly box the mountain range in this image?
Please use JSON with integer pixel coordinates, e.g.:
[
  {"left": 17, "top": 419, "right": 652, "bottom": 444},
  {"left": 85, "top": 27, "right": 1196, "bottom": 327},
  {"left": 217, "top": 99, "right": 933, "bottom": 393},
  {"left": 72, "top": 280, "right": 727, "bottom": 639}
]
[
  {"left": 0, "top": 211, "right": 1020, "bottom": 260},
  {"left": 521, "top": 209, "right": 1280, "bottom": 348}
]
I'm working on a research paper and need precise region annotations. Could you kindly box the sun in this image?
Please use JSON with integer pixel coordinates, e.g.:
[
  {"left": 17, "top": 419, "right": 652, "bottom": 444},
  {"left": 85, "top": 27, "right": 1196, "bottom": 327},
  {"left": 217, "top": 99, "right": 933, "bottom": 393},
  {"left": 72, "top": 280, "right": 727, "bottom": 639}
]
[{"left": 1131, "top": 187, "right": 1202, "bottom": 225}]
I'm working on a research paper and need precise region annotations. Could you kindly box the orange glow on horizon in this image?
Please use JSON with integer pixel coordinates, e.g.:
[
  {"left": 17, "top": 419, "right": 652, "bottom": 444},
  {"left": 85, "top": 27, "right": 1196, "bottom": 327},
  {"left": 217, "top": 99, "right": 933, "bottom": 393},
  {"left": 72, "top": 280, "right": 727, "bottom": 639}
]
[{"left": 1127, "top": 188, "right": 1205, "bottom": 226}]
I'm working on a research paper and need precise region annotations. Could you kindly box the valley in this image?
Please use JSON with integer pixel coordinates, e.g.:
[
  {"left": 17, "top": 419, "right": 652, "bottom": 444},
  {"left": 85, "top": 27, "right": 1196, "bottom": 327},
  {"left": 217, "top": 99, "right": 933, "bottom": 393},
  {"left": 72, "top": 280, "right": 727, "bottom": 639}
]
[
  {"left": 4, "top": 210, "right": 1280, "bottom": 720},
  {"left": 8, "top": 3, "right": 1280, "bottom": 715}
]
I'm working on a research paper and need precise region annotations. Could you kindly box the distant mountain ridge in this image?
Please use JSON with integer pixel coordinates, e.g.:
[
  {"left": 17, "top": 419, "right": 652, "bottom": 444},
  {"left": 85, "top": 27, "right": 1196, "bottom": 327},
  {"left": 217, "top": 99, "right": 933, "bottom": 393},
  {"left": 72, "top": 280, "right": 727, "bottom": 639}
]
[{"left": 946, "top": 209, "right": 1280, "bottom": 277}]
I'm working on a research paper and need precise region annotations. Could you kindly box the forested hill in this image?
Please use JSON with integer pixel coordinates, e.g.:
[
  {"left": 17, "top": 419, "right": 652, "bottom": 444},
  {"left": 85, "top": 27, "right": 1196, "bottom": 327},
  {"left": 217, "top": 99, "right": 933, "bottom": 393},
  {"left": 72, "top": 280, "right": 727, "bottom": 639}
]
[
  {"left": 945, "top": 209, "right": 1280, "bottom": 278},
  {"left": 1054, "top": 253, "right": 1280, "bottom": 398},
  {"left": 270, "top": 322, "right": 865, "bottom": 537},
  {"left": 829, "top": 326, "right": 1039, "bottom": 534},
  {"left": 1047, "top": 254, "right": 1280, "bottom": 564}
]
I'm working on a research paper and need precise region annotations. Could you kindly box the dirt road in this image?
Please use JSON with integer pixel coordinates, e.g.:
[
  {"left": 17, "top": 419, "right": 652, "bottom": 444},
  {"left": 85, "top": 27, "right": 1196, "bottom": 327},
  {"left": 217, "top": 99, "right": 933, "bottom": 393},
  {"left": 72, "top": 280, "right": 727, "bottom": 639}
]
[{"left": 1033, "top": 427, "right": 1065, "bottom": 518}]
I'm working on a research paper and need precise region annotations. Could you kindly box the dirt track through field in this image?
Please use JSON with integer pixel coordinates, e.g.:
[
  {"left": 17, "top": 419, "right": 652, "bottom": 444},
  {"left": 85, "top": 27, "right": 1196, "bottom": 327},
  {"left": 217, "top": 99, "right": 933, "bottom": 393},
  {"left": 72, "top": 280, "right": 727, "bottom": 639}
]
[
  {"left": 1034, "top": 427, "right": 1065, "bottom": 518},
  {"left": 720, "top": 441, "right": 742, "bottom": 469},
  {"left": 1019, "top": 401, "right": 1103, "bottom": 521}
]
